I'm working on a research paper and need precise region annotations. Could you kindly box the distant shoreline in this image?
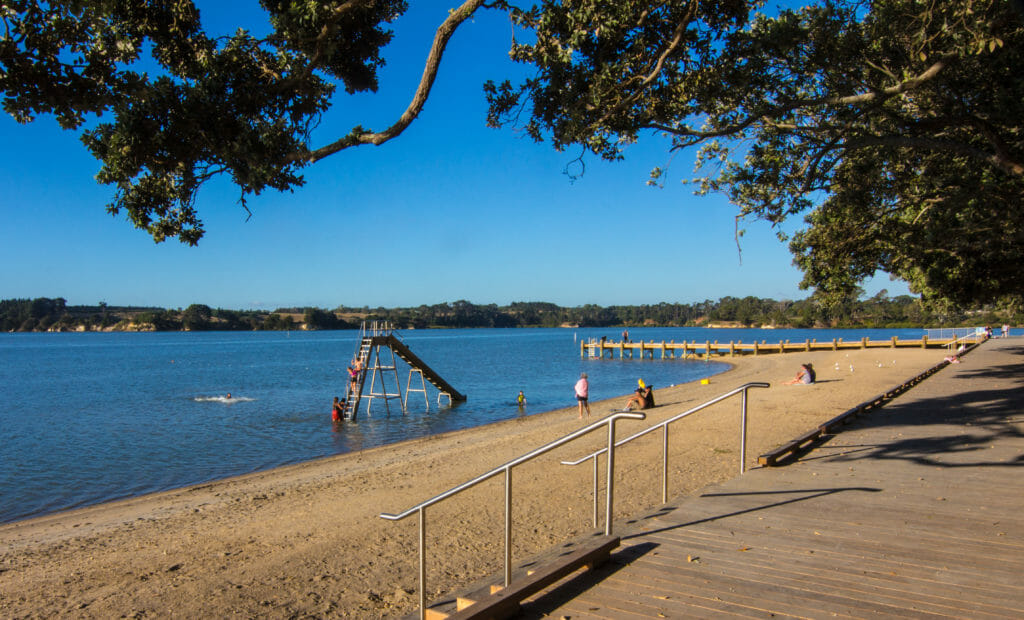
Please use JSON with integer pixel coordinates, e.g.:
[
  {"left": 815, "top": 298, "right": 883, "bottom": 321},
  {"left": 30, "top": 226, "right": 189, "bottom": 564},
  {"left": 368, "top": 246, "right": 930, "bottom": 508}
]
[{"left": 5, "top": 295, "right": 1011, "bottom": 334}]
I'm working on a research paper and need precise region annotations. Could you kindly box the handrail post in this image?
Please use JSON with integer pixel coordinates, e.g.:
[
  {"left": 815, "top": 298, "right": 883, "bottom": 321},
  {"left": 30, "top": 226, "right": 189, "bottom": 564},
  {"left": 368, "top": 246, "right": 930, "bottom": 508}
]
[
  {"left": 740, "top": 387, "right": 749, "bottom": 474},
  {"left": 605, "top": 419, "right": 616, "bottom": 536},
  {"left": 592, "top": 455, "right": 599, "bottom": 529},
  {"left": 418, "top": 506, "right": 426, "bottom": 620},
  {"left": 504, "top": 467, "right": 512, "bottom": 588},
  {"left": 662, "top": 424, "right": 669, "bottom": 504}
]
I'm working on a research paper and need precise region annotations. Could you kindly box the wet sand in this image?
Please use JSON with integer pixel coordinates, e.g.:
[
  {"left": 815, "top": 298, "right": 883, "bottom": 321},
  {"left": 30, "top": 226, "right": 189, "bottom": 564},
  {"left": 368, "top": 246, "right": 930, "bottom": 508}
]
[{"left": 0, "top": 346, "right": 950, "bottom": 618}]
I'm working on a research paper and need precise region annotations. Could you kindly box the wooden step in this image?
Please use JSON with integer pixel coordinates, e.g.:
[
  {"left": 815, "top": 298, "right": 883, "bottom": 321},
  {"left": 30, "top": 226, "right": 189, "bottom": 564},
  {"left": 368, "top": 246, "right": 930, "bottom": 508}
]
[{"left": 424, "top": 535, "right": 620, "bottom": 620}]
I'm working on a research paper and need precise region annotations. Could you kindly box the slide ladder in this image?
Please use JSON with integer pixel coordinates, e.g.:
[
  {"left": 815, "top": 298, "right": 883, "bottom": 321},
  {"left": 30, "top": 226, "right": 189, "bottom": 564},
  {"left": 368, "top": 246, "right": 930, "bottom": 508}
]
[
  {"left": 342, "top": 325, "right": 374, "bottom": 420},
  {"left": 342, "top": 322, "right": 465, "bottom": 420}
]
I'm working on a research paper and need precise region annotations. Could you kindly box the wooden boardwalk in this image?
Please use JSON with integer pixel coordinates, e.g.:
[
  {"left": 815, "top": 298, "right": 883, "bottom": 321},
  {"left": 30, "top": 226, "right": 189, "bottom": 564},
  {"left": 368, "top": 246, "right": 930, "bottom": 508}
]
[
  {"left": 581, "top": 335, "right": 967, "bottom": 359},
  {"left": 522, "top": 338, "right": 1024, "bottom": 619}
]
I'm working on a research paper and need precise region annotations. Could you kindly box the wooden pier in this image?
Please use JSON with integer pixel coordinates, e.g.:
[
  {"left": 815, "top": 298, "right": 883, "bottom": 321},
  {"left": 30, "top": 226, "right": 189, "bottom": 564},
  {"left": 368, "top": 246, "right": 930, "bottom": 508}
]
[
  {"left": 524, "top": 338, "right": 1024, "bottom": 619},
  {"left": 581, "top": 335, "right": 962, "bottom": 359}
]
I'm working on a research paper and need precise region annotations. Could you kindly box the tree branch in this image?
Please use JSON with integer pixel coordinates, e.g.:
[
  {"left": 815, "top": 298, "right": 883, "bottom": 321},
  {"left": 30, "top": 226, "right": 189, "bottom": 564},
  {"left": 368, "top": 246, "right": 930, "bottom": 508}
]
[
  {"left": 594, "top": 2, "right": 699, "bottom": 128},
  {"left": 651, "top": 54, "right": 957, "bottom": 145},
  {"left": 306, "top": 0, "right": 490, "bottom": 163},
  {"left": 843, "top": 135, "right": 1024, "bottom": 176}
]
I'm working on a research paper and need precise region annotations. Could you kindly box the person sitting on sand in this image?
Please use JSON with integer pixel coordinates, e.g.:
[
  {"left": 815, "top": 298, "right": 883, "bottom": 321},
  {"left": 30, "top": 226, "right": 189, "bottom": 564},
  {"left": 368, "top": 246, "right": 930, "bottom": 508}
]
[
  {"left": 783, "top": 363, "right": 816, "bottom": 385},
  {"left": 624, "top": 385, "right": 654, "bottom": 410}
]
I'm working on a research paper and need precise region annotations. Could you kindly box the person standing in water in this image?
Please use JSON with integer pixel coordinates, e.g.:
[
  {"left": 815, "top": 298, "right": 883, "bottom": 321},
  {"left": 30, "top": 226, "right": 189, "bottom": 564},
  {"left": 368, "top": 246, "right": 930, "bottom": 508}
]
[
  {"left": 574, "top": 373, "right": 591, "bottom": 419},
  {"left": 516, "top": 390, "right": 526, "bottom": 408}
]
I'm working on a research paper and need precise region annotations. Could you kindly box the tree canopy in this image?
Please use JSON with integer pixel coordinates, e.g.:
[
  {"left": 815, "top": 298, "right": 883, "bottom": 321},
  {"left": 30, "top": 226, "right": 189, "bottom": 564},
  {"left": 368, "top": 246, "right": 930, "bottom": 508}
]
[
  {"left": 486, "top": 0, "right": 1024, "bottom": 306},
  {"left": 3, "top": 1, "right": 1022, "bottom": 306}
]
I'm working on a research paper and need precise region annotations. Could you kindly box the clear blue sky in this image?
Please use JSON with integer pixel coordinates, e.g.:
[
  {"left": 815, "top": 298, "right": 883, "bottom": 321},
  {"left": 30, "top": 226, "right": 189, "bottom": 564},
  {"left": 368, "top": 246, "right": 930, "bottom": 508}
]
[{"left": 0, "top": 2, "right": 908, "bottom": 311}]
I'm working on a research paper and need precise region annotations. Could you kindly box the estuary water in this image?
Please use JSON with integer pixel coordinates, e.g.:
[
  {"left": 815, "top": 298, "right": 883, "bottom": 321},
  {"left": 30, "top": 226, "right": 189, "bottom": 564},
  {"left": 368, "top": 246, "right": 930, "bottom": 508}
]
[{"left": 0, "top": 326, "right": 926, "bottom": 524}]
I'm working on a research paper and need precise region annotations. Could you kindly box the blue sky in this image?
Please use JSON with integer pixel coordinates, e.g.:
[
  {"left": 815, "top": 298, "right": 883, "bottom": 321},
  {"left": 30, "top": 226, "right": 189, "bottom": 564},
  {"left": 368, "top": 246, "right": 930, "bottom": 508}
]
[{"left": 0, "top": 2, "right": 908, "bottom": 311}]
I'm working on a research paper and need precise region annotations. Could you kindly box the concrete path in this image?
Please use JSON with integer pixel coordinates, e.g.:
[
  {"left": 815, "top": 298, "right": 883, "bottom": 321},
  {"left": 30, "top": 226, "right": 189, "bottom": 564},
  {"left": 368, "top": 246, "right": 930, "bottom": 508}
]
[{"left": 521, "top": 338, "right": 1024, "bottom": 619}]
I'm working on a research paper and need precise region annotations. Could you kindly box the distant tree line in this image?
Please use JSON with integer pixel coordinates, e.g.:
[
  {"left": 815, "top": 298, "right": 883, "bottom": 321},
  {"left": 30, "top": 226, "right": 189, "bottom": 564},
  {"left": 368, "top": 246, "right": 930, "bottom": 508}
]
[
  {"left": 350, "top": 294, "right": 1020, "bottom": 330},
  {"left": 7, "top": 292, "right": 1012, "bottom": 333},
  {"left": 0, "top": 299, "right": 351, "bottom": 333}
]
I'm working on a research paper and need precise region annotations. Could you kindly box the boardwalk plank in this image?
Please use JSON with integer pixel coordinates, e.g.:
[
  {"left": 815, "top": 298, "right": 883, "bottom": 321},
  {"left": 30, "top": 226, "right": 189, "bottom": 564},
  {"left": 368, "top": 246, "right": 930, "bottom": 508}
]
[
  {"left": 596, "top": 567, "right": 948, "bottom": 619},
  {"left": 644, "top": 532, "right": 1024, "bottom": 607},
  {"left": 635, "top": 540, "right": 1024, "bottom": 617},
  {"left": 649, "top": 524, "right": 1024, "bottom": 579}
]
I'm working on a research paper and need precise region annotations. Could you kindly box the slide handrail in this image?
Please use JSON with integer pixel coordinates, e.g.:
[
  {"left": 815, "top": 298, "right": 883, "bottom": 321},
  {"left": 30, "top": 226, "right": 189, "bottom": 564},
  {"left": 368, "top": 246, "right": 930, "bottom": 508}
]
[
  {"left": 380, "top": 411, "right": 646, "bottom": 619},
  {"left": 561, "top": 382, "right": 770, "bottom": 521}
]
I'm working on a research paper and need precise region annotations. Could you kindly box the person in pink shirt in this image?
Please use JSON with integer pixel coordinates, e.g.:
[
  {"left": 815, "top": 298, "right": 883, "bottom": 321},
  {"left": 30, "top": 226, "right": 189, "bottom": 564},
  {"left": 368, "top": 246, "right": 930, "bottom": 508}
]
[{"left": 574, "top": 372, "right": 591, "bottom": 419}]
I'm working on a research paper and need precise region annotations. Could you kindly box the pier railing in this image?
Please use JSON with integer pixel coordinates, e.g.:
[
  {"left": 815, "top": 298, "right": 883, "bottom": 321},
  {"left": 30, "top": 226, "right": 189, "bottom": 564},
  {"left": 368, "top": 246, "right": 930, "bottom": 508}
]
[
  {"left": 561, "top": 382, "right": 770, "bottom": 526},
  {"left": 380, "top": 411, "right": 646, "bottom": 619}
]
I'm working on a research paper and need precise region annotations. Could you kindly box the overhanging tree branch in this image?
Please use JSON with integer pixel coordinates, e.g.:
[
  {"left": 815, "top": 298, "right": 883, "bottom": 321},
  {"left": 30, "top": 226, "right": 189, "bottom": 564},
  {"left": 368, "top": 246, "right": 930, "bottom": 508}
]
[
  {"left": 594, "top": 2, "right": 699, "bottom": 128},
  {"left": 306, "top": 0, "right": 491, "bottom": 162},
  {"left": 649, "top": 54, "right": 956, "bottom": 145}
]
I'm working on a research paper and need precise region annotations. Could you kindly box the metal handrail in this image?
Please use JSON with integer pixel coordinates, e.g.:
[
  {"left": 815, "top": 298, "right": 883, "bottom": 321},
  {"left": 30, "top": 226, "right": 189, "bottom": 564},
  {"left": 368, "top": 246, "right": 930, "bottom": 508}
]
[
  {"left": 561, "top": 382, "right": 770, "bottom": 524},
  {"left": 946, "top": 329, "right": 985, "bottom": 349},
  {"left": 380, "top": 411, "right": 646, "bottom": 620}
]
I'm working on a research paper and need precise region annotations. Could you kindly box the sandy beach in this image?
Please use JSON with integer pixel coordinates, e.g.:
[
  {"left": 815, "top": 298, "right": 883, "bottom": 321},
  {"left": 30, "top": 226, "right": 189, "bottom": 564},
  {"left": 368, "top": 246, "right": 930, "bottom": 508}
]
[{"left": 0, "top": 346, "right": 952, "bottom": 618}]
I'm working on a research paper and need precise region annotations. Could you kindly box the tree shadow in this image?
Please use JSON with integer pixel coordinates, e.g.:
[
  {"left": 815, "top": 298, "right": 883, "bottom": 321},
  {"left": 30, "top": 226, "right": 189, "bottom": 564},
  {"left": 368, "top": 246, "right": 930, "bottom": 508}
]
[
  {"left": 954, "top": 361, "right": 1024, "bottom": 381},
  {"left": 801, "top": 370, "right": 1024, "bottom": 469}
]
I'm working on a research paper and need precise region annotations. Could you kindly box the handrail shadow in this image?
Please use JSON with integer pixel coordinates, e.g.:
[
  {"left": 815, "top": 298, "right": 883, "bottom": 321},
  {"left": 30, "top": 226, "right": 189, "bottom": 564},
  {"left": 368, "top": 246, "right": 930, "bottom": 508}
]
[
  {"left": 518, "top": 485, "right": 880, "bottom": 617},
  {"left": 624, "top": 486, "right": 882, "bottom": 539}
]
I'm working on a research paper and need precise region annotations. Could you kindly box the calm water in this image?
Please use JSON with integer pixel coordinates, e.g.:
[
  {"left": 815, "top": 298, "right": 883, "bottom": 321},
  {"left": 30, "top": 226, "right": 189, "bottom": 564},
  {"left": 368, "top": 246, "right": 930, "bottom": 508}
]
[{"left": 0, "top": 326, "right": 927, "bottom": 524}]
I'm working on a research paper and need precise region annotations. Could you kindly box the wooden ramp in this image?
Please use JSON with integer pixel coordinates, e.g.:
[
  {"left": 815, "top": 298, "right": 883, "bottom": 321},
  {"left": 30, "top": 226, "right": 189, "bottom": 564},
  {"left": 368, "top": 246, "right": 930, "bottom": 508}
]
[{"left": 521, "top": 338, "right": 1024, "bottom": 618}]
